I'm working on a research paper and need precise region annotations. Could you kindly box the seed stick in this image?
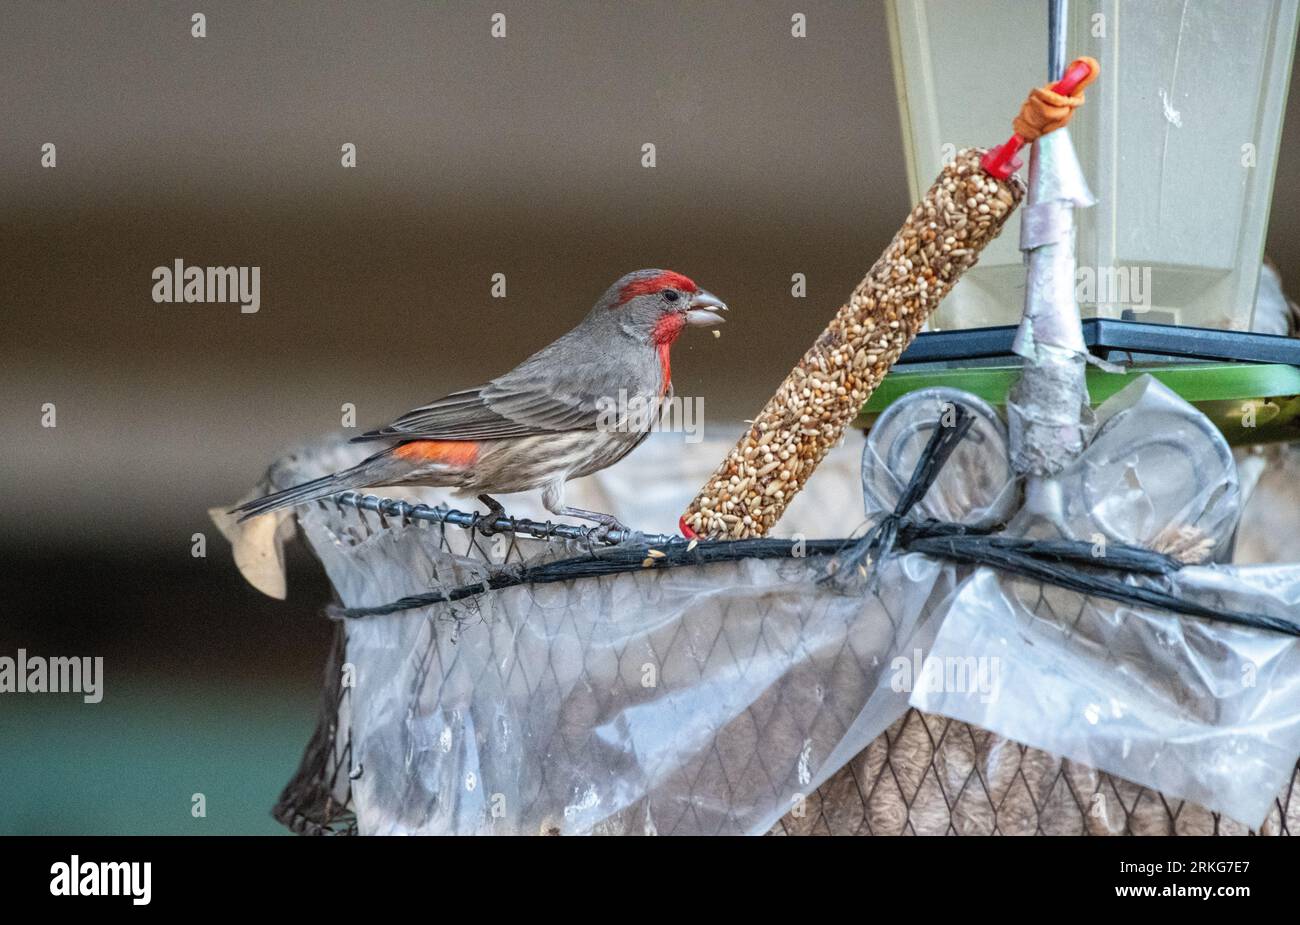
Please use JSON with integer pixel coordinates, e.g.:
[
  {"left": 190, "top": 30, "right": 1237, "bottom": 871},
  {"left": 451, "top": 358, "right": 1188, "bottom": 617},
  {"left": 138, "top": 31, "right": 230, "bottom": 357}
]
[{"left": 682, "top": 148, "right": 1024, "bottom": 539}]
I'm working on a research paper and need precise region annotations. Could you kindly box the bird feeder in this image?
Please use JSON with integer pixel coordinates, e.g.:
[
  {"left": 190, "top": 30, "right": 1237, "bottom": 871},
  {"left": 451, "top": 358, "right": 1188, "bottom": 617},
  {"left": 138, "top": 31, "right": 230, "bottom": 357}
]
[
  {"left": 890, "top": 0, "right": 1299, "bottom": 333},
  {"left": 220, "top": 0, "right": 1300, "bottom": 837}
]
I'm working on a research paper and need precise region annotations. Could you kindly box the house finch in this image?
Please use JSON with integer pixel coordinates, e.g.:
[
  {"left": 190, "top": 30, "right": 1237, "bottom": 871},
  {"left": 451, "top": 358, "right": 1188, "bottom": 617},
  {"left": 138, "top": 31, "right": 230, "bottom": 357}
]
[{"left": 233, "top": 269, "right": 727, "bottom": 531}]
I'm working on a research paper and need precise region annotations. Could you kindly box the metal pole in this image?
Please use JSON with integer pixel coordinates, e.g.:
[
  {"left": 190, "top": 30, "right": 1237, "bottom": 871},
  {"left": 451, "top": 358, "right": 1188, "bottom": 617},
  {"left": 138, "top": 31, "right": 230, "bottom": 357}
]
[{"left": 1049, "top": 0, "right": 1069, "bottom": 81}]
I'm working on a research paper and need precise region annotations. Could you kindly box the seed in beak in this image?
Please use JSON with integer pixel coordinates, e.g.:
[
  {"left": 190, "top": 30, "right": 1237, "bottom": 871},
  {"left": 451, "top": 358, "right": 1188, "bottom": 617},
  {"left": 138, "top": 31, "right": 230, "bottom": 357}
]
[
  {"left": 685, "top": 289, "right": 728, "bottom": 327},
  {"left": 686, "top": 308, "right": 726, "bottom": 327}
]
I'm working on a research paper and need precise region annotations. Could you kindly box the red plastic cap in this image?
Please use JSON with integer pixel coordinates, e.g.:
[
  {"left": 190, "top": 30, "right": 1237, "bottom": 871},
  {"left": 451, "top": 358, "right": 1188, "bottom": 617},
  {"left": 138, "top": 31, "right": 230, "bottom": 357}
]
[
  {"left": 1052, "top": 58, "right": 1098, "bottom": 96},
  {"left": 980, "top": 137, "right": 1025, "bottom": 180}
]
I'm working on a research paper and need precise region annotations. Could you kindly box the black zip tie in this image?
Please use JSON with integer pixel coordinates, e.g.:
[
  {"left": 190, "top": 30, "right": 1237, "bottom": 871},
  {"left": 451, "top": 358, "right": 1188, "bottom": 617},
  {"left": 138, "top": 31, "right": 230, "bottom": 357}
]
[{"left": 823, "top": 404, "right": 977, "bottom": 590}]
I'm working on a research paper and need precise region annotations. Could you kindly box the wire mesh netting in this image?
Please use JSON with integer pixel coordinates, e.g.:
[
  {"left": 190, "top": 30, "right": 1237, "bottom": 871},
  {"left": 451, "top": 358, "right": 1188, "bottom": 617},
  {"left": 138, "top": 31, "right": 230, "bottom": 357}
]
[
  {"left": 272, "top": 621, "right": 356, "bottom": 836},
  {"left": 771, "top": 709, "right": 1300, "bottom": 836},
  {"left": 303, "top": 515, "right": 953, "bottom": 835},
  {"left": 273, "top": 504, "right": 1300, "bottom": 836},
  {"left": 244, "top": 377, "right": 1300, "bottom": 835}
]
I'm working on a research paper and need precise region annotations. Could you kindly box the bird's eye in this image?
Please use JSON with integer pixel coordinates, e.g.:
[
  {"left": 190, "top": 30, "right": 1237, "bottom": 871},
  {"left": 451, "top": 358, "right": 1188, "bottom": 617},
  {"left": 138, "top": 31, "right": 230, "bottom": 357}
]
[{"left": 663, "top": 289, "right": 680, "bottom": 302}]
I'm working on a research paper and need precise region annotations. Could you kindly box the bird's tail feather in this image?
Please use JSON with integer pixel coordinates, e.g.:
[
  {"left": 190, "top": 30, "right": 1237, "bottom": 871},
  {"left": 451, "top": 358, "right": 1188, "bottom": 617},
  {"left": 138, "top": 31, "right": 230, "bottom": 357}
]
[{"left": 232, "top": 458, "right": 387, "bottom": 522}]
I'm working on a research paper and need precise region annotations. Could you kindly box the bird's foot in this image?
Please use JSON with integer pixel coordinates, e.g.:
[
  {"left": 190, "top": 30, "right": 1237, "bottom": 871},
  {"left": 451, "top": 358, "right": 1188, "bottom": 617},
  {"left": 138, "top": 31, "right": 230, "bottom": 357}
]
[
  {"left": 555, "top": 506, "right": 630, "bottom": 544},
  {"left": 473, "top": 494, "right": 511, "bottom": 536}
]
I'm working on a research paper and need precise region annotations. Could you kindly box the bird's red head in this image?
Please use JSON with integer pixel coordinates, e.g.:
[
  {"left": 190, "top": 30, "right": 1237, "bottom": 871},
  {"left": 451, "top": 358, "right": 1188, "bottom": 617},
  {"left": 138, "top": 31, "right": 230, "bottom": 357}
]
[
  {"left": 598, "top": 269, "right": 729, "bottom": 347},
  {"left": 616, "top": 270, "right": 699, "bottom": 304}
]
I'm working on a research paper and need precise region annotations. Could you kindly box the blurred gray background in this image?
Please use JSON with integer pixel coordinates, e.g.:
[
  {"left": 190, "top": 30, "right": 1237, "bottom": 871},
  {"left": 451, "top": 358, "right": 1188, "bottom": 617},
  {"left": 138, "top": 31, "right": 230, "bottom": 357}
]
[
  {"left": 2, "top": 0, "right": 902, "bottom": 554},
  {"left": 1, "top": 1, "right": 1297, "bottom": 832}
]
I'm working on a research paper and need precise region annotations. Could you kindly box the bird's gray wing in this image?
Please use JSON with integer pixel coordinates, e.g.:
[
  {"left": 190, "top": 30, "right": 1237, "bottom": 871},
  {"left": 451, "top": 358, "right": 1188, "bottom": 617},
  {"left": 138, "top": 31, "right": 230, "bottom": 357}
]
[
  {"left": 353, "top": 324, "right": 660, "bottom": 443},
  {"left": 351, "top": 374, "right": 607, "bottom": 443}
]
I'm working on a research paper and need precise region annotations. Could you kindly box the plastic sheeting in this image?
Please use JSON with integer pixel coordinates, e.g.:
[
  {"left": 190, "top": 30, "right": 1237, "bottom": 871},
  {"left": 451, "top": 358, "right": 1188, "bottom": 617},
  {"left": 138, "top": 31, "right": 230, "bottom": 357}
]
[
  {"left": 233, "top": 376, "right": 1300, "bottom": 833},
  {"left": 292, "top": 405, "right": 1009, "bottom": 835},
  {"left": 327, "top": 548, "right": 944, "bottom": 835},
  {"left": 915, "top": 376, "right": 1300, "bottom": 827},
  {"left": 916, "top": 564, "right": 1300, "bottom": 828}
]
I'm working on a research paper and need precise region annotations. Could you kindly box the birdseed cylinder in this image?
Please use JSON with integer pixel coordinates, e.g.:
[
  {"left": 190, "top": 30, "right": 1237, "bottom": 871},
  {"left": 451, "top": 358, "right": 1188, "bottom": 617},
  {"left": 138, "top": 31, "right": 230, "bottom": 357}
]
[{"left": 682, "top": 147, "right": 1025, "bottom": 540}]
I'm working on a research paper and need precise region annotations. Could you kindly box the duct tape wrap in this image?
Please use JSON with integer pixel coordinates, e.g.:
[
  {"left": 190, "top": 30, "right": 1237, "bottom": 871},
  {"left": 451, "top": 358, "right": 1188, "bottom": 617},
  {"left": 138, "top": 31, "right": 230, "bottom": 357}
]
[{"left": 1008, "top": 129, "right": 1097, "bottom": 476}]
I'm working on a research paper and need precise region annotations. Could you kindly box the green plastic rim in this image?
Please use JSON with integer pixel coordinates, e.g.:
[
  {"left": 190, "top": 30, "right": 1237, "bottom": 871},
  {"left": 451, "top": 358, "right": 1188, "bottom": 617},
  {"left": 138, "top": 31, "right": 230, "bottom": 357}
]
[
  {"left": 856, "top": 363, "right": 1300, "bottom": 446},
  {"left": 862, "top": 362, "right": 1300, "bottom": 410}
]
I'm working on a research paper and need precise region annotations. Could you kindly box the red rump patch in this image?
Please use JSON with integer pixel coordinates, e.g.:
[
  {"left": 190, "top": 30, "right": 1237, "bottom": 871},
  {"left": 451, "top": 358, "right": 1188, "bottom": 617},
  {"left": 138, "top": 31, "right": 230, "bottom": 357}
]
[
  {"left": 393, "top": 440, "right": 480, "bottom": 467},
  {"left": 617, "top": 270, "right": 698, "bottom": 304}
]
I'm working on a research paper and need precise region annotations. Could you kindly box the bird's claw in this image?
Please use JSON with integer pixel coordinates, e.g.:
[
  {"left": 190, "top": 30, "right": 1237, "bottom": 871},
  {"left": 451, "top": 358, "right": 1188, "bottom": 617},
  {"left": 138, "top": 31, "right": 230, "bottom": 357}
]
[
  {"left": 588, "top": 519, "right": 629, "bottom": 545},
  {"left": 474, "top": 494, "right": 510, "bottom": 536},
  {"left": 552, "top": 506, "right": 630, "bottom": 545}
]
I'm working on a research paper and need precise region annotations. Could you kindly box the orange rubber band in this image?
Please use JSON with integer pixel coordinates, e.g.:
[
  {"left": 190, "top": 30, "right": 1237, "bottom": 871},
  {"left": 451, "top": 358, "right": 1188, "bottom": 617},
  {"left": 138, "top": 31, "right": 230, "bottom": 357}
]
[{"left": 1011, "top": 56, "right": 1099, "bottom": 141}]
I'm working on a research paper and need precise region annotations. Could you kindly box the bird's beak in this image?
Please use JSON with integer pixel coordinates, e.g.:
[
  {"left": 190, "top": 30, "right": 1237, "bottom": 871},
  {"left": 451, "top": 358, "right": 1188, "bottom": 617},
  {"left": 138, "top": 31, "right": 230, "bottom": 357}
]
[{"left": 685, "top": 289, "right": 728, "bottom": 327}]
